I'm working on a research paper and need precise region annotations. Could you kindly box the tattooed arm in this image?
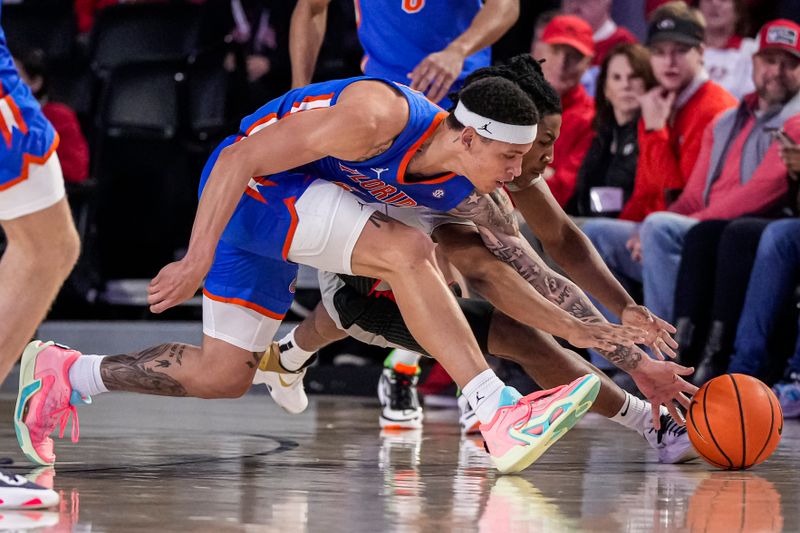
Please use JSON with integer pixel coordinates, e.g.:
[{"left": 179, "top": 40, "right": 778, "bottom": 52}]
[
  {"left": 448, "top": 189, "right": 646, "bottom": 371},
  {"left": 447, "top": 188, "right": 697, "bottom": 425},
  {"left": 509, "top": 179, "right": 677, "bottom": 357}
]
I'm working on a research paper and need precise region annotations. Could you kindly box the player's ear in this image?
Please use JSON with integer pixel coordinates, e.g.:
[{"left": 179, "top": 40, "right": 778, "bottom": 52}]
[{"left": 462, "top": 127, "right": 476, "bottom": 150}]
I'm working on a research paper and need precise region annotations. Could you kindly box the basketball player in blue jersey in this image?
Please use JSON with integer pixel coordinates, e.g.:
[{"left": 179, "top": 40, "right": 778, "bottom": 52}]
[
  {"left": 0, "top": 4, "right": 78, "bottom": 509},
  {"left": 255, "top": 56, "right": 698, "bottom": 464},
  {"left": 290, "top": 0, "right": 518, "bottom": 106},
  {"left": 15, "top": 67, "right": 689, "bottom": 474}
]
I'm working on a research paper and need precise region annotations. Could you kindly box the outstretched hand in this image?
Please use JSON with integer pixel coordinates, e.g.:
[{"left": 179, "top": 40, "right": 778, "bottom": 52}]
[
  {"left": 147, "top": 259, "right": 206, "bottom": 314},
  {"left": 630, "top": 358, "right": 698, "bottom": 429},
  {"left": 567, "top": 319, "right": 647, "bottom": 353},
  {"left": 621, "top": 304, "right": 678, "bottom": 359}
]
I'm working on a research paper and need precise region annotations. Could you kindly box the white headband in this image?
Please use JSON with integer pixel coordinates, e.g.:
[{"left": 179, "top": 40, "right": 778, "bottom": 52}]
[{"left": 453, "top": 100, "right": 537, "bottom": 145}]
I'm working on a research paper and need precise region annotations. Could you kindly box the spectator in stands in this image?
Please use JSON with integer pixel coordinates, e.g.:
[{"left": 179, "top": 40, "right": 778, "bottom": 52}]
[
  {"left": 727, "top": 216, "right": 800, "bottom": 416},
  {"left": 575, "top": 43, "right": 656, "bottom": 218},
  {"left": 561, "top": 0, "right": 638, "bottom": 96},
  {"left": 584, "top": 1, "right": 736, "bottom": 227},
  {"left": 728, "top": 134, "right": 800, "bottom": 416},
  {"left": 673, "top": 20, "right": 800, "bottom": 383},
  {"left": 584, "top": 5, "right": 798, "bottom": 329},
  {"left": 536, "top": 15, "right": 595, "bottom": 210},
  {"left": 700, "top": 0, "right": 757, "bottom": 99},
  {"left": 14, "top": 49, "right": 88, "bottom": 184},
  {"left": 530, "top": 9, "right": 559, "bottom": 59}
]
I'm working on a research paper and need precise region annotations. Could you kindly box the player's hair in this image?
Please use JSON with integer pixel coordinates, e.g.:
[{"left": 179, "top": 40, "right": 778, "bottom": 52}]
[
  {"left": 446, "top": 76, "right": 538, "bottom": 134},
  {"left": 451, "top": 54, "right": 562, "bottom": 119}
]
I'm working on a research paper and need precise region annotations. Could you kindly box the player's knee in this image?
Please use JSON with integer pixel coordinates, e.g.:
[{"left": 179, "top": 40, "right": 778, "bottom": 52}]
[
  {"left": 381, "top": 225, "right": 437, "bottom": 273},
  {"left": 194, "top": 371, "right": 253, "bottom": 399},
  {"left": 190, "top": 343, "right": 257, "bottom": 398},
  {"left": 57, "top": 223, "right": 81, "bottom": 270}
]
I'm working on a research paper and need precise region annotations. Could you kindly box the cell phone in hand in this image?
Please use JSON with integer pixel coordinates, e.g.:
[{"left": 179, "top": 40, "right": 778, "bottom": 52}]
[{"left": 769, "top": 128, "right": 797, "bottom": 147}]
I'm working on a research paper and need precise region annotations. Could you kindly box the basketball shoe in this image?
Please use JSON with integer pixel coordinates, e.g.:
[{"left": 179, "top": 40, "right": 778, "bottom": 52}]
[
  {"left": 772, "top": 372, "right": 800, "bottom": 418},
  {"left": 14, "top": 341, "right": 90, "bottom": 466},
  {"left": 480, "top": 374, "right": 600, "bottom": 474},
  {"left": 644, "top": 412, "right": 699, "bottom": 464},
  {"left": 457, "top": 393, "right": 481, "bottom": 435},
  {"left": 378, "top": 362, "right": 422, "bottom": 429},
  {"left": 0, "top": 469, "right": 59, "bottom": 509},
  {"left": 253, "top": 342, "right": 315, "bottom": 415}
]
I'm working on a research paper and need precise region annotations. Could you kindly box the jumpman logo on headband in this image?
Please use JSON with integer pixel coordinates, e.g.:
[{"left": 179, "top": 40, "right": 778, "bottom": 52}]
[{"left": 478, "top": 122, "right": 492, "bottom": 134}]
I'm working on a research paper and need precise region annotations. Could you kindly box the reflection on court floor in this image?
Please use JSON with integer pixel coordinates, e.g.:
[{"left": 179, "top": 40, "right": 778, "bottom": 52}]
[{"left": 0, "top": 395, "right": 797, "bottom": 532}]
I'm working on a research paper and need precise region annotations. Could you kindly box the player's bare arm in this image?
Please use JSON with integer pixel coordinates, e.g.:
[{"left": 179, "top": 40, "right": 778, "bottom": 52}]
[
  {"left": 147, "top": 81, "right": 409, "bottom": 314},
  {"left": 510, "top": 179, "right": 678, "bottom": 358},
  {"left": 289, "top": 0, "right": 332, "bottom": 88},
  {"left": 446, "top": 189, "right": 648, "bottom": 362},
  {"left": 448, "top": 188, "right": 697, "bottom": 426},
  {"left": 409, "top": 0, "right": 519, "bottom": 102}
]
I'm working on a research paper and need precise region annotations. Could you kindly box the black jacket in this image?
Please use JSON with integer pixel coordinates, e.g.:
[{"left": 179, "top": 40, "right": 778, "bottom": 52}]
[{"left": 574, "top": 117, "right": 640, "bottom": 217}]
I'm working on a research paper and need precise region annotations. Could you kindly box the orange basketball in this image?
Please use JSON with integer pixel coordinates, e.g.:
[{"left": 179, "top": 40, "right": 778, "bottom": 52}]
[{"left": 687, "top": 373, "right": 783, "bottom": 469}]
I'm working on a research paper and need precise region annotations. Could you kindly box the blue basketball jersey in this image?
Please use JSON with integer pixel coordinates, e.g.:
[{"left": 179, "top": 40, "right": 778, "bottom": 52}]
[
  {"left": 200, "top": 76, "right": 477, "bottom": 318},
  {"left": 354, "top": 0, "right": 490, "bottom": 107},
  {"left": 236, "top": 76, "right": 475, "bottom": 214},
  {"left": 0, "top": 4, "right": 58, "bottom": 189}
]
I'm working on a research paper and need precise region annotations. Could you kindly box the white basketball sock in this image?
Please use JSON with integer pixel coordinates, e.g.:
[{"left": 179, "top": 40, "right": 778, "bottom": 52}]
[
  {"left": 462, "top": 369, "right": 506, "bottom": 424},
  {"left": 610, "top": 392, "right": 650, "bottom": 435},
  {"left": 278, "top": 327, "right": 316, "bottom": 371},
  {"left": 68, "top": 354, "right": 108, "bottom": 398}
]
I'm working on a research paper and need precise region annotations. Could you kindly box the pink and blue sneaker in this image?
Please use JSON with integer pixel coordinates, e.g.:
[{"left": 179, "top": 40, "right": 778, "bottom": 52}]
[
  {"left": 14, "top": 341, "right": 91, "bottom": 466},
  {"left": 480, "top": 374, "right": 600, "bottom": 474}
]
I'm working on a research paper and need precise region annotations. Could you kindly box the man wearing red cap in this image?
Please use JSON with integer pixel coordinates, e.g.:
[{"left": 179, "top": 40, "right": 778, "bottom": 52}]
[{"left": 537, "top": 15, "right": 596, "bottom": 209}]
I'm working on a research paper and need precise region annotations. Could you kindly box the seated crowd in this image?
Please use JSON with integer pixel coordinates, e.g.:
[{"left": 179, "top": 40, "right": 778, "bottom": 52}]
[{"left": 534, "top": 2, "right": 800, "bottom": 416}]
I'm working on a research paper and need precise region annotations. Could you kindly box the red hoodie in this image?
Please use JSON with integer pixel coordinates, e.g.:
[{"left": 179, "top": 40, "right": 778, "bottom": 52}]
[
  {"left": 618, "top": 80, "right": 737, "bottom": 221},
  {"left": 42, "top": 103, "right": 89, "bottom": 183},
  {"left": 547, "top": 84, "right": 595, "bottom": 207}
]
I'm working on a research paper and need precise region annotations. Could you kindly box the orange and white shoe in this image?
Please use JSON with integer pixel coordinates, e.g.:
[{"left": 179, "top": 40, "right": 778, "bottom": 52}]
[
  {"left": 480, "top": 374, "right": 600, "bottom": 474},
  {"left": 14, "top": 341, "right": 90, "bottom": 466}
]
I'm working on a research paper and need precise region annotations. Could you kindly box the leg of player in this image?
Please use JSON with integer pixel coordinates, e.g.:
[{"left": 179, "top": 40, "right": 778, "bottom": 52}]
[
  {"left": 14, "top": 335, "right": 268, "bottom": 466},
  {"left": 348, "top": 213, "right": 600, "bottom": 473},
  {"left": 0, "top": 151, "right": 79, "bottom": 510},
  {"left": 0, "top": 197, "right": 79, "bottom": 384},
  {"left": 253, "top": 302, "right": 346, "bottom": 414},
  {"left": 488, "top": 313, "right": 698, "bottom": 464}
]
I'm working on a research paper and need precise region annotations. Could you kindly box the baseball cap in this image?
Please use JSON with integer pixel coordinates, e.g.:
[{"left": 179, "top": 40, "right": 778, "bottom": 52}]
[
  {"left": 541, "top": 15, "right": 595, "bottom": 58},
  {"left": 647, "top": 11, "right": 704, "bottom": 47},
  {"left": 756, "top": 19, "right": 800, "bottom": 59}
]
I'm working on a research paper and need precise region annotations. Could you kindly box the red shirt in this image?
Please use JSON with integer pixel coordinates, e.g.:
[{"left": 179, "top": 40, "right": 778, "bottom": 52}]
[
  {"left": 618, "top": 80, "right": 737, "bottom": 221},
  {"left": 593, "top": 27, "right": 638, "bottom": 66},
  {"left": 42, "top": 103, "right": 89, "bottom": 184},
  {"left": 669, "top": 107, "right": 799, "bottom": 220},
  {"left": 547, "top": 84, "right": 595, "bottom": 207}
]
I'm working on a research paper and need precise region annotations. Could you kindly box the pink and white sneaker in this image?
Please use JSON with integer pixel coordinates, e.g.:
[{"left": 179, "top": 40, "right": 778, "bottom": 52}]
[
  {"left": 14, "top": 341, "right": 91, "bottom": 466},
  {"left": 480, "top": 374, "right": 600, "bottom": 474}
]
